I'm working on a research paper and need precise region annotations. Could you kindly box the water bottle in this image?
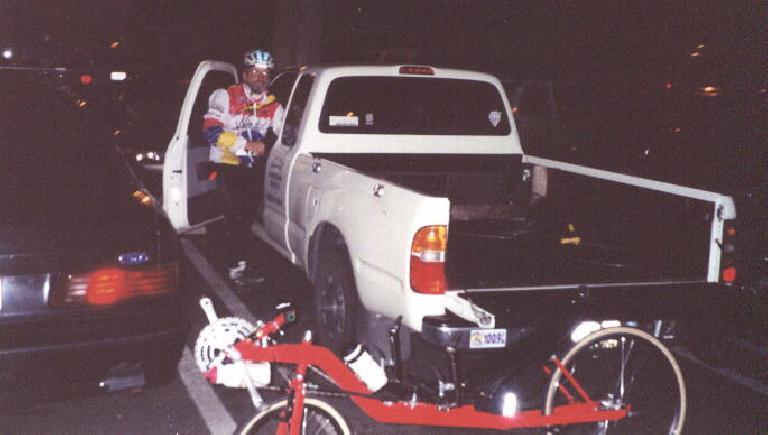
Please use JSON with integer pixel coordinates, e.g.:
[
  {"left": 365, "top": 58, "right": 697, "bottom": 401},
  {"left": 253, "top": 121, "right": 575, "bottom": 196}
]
[
  {"left": 205, "top": 361, "right": 271, "bottom": 388},
  {"left": 343, "top": 344, "right": 388, "bottom": 392}
]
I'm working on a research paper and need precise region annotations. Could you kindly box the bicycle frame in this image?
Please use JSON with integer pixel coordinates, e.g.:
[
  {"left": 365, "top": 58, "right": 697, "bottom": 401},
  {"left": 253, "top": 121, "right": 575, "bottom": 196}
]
[{"left": 234, "top": 333, "right": 630, "bottom": 432}]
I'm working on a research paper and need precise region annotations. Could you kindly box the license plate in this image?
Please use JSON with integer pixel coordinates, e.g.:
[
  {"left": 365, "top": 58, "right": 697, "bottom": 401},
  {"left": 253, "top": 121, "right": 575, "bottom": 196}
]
[{"left": 469, "top": 328, "right": 506, "bottom": 349}]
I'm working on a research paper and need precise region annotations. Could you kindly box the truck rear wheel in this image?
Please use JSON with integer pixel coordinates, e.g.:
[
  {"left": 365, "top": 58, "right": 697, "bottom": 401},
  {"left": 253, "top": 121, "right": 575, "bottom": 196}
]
[{"left": 315, "top": 244, "right": 358, "bottom": 355}]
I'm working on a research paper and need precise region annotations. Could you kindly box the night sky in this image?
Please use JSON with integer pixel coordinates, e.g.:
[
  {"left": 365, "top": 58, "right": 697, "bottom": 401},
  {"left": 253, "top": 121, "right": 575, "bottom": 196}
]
[{"left": 1, "top": 0, "right": 763, "bottom": 82}]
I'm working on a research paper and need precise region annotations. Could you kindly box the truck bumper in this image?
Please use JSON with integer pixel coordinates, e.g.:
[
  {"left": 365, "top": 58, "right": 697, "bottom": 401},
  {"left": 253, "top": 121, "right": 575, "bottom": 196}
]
[{"left": 421, "top": 281, "right": 739, "bottom": 350}]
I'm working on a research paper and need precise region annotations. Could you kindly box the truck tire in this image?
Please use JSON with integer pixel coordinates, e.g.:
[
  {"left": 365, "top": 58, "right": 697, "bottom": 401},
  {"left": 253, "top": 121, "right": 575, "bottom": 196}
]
[{"left": 314, "top": 243, "right": 358, "bottom": 355}]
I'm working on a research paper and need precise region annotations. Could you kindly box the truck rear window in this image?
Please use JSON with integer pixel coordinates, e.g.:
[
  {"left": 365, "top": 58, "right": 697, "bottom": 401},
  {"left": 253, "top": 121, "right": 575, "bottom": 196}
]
[{"left": 319, "top": 77, "right": 511, "bottom": 136}]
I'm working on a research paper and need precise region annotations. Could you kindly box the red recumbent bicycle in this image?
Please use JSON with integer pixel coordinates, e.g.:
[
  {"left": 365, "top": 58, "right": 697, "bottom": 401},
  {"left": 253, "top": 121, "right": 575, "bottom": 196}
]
[{"left": 194, "top": 298, "right": 686, "bottom": 434}]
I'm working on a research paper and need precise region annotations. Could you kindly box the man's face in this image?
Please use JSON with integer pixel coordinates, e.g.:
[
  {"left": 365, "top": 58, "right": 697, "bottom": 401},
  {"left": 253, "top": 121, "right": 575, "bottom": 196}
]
[{"left": 243, "top": 66, "right": 271, "bottom": 94}]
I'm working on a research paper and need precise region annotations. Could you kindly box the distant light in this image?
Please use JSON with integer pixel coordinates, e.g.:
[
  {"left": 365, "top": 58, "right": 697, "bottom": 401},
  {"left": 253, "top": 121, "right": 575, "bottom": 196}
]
[
  {"left": 673, "top": 127, "right": 682, "bottom": 133},
  {"left": 110, "top": 41, "right": 120, "bottom": 49},
  {"left": 690, "top": 51, "right": 702, "bottom": 58},
  {"left": 79, "top": 74, "right": 93, "bottom": 86},
  {"left": 699, "top": 86, "right": 720, "bottom": 97},
  {"left": 132, "top": 189, "right": 153, "bottom": 206},
  {"left": 113, "top": 129, "right": 122, "bottom": 136},
  {"left": 511, "top": 106, "right": 519, "bottom": 114},
  {"left": 696, "top": 44, "right": 705, "bottom": 49},
  {"left": 110, "top": 71, "right": 127, "bottom": 81},
  {"left": 76, "top": 99, "right": 88, "bottom": 108},
  {"left": 1, "top": 49, "right": 13, "bottom": 60},
  {"left": 664, "top": 82, "right": 673, "bottom": 90}
]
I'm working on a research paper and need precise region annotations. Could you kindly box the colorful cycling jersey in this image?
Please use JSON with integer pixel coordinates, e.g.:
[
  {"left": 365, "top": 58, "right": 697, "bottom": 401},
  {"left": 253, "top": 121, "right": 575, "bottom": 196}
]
[{"left": 203, "top": 84, "right": 285, "bottom": 166}]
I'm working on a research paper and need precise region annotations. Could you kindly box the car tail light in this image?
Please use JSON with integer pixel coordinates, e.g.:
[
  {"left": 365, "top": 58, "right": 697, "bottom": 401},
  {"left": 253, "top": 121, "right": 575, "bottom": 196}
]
[
  {"left": 720, "top": 220, "right": 737, "bottom": 284},
  {"left": 53, "top": 262, "right": 179, "bottom": 307},
  {"left": 410, "top": 225, "right": 448, "bottom": 294}
]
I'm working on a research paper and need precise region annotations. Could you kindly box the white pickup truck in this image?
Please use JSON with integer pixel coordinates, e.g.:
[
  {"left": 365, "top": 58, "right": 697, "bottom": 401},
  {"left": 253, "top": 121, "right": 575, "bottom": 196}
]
[{"left": 163, "top": 62, "right": 739, "bottom": 358}]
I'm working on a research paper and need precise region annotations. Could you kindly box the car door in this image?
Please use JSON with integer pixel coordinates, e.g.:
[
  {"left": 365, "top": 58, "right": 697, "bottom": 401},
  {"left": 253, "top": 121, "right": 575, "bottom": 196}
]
[
  {"left": 163, "top": 61, "right": 238, "bottom": 231},
  {"left": 263, "top": 73, "right": 313, "bottom": 260}
]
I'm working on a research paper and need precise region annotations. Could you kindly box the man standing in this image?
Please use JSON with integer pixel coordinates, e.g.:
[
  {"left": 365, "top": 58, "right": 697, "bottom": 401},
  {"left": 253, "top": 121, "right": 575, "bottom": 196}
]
[{"left": 202, "top": 49, "right": 284, "bottom": 285}]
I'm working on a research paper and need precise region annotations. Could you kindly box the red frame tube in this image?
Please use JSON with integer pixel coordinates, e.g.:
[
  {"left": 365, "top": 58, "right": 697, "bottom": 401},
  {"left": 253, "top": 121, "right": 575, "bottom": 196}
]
[
  {"left": 550, "top": 355, "right": 592, "bottom": 403},
  {"left": 234, "top": 340, "right": 628, "bottom": 430}
]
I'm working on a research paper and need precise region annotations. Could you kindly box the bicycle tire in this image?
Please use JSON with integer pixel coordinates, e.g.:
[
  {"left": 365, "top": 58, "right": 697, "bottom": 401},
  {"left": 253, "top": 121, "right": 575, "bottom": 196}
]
[
  {"left": 240, "top": 397, "right": 351, "bottom": 435},
  {"left": 544, "top": 327, "right": 686, "bottom": 434}
]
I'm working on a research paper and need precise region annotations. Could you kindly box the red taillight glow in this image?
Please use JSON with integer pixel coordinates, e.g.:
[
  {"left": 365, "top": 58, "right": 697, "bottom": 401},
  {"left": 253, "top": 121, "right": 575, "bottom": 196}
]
[
  {"left": 720, "top": 220, "right": 737, "bottom": 284},
  {"left": 54, "top": 262, "right": 178, "bottom": 307},
  {"left": 722, "top": 266, "right": 737, "bottom": 283},
  {"left": 410, "top": 225, "right": 448, "bottom": 294}
]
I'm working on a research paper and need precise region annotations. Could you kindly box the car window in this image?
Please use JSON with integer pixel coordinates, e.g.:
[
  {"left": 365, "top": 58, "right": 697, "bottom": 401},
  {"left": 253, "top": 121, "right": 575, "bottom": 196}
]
[{"left": 319, "top": 77, "right": 511, "bottom": 136}]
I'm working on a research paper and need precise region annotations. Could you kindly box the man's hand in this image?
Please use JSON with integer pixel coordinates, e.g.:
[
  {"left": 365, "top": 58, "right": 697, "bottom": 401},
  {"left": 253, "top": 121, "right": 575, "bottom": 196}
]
[{"left": 244, "top": 140, "right": 266, "bottom": 156}]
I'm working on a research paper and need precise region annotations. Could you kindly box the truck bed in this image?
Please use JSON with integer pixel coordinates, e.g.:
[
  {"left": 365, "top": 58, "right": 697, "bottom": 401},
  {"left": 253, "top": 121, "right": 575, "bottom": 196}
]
[{"left": 317, "top": 153, "right": 713, "bottom": 289}]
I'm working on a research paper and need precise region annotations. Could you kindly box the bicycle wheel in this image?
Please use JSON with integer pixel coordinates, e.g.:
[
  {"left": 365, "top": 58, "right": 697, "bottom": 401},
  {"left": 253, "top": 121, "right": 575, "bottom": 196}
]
[
  {"left": 544, "top": 327, "right": 686, "bottom": 434},
  {"left": 240, "top": 398, "right": 350, "bottom": 435}
]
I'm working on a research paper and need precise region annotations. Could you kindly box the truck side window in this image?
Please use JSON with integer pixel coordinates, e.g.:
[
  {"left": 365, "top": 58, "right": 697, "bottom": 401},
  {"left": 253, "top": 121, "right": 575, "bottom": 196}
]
[
  {"left": 270, "top": 70, "right": 299, "bottom": 107},
  {"left": 281, "top": 75, "right": 314, "bottom": 147}
]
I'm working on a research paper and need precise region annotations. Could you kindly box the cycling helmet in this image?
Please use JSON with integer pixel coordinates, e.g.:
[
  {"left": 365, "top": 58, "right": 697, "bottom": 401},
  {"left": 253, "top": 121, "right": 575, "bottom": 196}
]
[{"left": 243, "top": 49, "right": 274, "bottom": 69}]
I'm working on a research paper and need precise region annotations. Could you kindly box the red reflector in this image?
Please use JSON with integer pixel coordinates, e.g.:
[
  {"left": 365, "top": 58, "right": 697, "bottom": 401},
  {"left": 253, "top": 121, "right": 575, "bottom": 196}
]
[
  {"left": 722, "top": 266, "right": 737, "bottom": 283},
  {"left": 399, "top": 66, "right": 435, "bottom": 76},
  {"left": 80, "top": 74, "right": 93, "bottom": 86}
]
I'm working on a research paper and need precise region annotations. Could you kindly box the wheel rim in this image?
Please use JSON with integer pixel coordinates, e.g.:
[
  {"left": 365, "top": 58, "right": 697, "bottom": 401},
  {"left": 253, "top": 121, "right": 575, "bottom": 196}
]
[
  {"left": 318, "top": 271, "right": 347, "bottom": 341},
  {"left": 241, "top": 399, "right": 349, "bottom": 435},
  {"left": 545, "top": 327, "right": 685, "bottom": 434}
]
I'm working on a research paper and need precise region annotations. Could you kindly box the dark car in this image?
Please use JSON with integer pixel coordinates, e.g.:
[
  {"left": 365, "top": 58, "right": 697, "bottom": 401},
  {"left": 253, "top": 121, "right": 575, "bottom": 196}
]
[{"left": 0, "top": 69, "right": 187, "bottom": 399}]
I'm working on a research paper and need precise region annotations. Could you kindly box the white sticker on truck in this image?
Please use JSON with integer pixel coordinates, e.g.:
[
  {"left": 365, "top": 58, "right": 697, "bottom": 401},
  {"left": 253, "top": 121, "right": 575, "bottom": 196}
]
[{"left": 329, "top": 115, "right": 359, "bottom": 126}]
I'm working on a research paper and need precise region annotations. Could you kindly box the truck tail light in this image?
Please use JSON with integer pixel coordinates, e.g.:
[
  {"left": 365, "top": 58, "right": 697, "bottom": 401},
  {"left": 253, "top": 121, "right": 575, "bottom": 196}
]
[
  {"left": 52, "top": 262, "right": 179, "bottom": 307},
  {"left": 720, "top": 220, "right": 737, "bottom": 283},
  {"left": 410, "top": 225, "right": 448, "bottom": 294}
]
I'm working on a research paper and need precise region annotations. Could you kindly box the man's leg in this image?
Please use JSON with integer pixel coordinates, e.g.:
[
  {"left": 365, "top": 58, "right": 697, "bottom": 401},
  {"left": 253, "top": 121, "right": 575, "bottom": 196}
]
[
  {"left": 216, "top": 164, "right": 248, "bottom": 280},
  {"left": 230, "top": 166, "right": 264, "bottom": 285}
]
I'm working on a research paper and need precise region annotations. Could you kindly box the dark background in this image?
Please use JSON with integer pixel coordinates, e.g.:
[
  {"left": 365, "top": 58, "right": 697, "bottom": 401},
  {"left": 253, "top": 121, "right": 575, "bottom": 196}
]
[{"left": 1, "top": 1, "right": 763, "bottom": 81}]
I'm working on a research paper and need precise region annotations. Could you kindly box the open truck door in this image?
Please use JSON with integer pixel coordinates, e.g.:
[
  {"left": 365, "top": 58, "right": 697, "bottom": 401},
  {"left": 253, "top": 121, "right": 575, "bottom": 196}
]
[{"left": 163, "top": 61, "right": 238, "bottom": 232}]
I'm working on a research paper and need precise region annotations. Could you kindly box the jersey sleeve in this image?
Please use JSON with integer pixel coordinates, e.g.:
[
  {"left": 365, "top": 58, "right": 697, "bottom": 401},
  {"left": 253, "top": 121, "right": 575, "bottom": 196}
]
[{"left": 203, "top": 88, "right": 246, "bottom": 152}]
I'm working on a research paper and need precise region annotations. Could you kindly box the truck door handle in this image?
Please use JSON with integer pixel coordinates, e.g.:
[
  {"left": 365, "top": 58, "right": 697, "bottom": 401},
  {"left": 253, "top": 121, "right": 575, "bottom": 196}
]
[
  {"left": 373, "top": 183, "right": 385, "bottom": 197},
  {"left": 172, "top": 170, "right": 182, "bottom": 174},
  {"left": 311, "top": 161, "right": 321, "bottom": 173}
]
